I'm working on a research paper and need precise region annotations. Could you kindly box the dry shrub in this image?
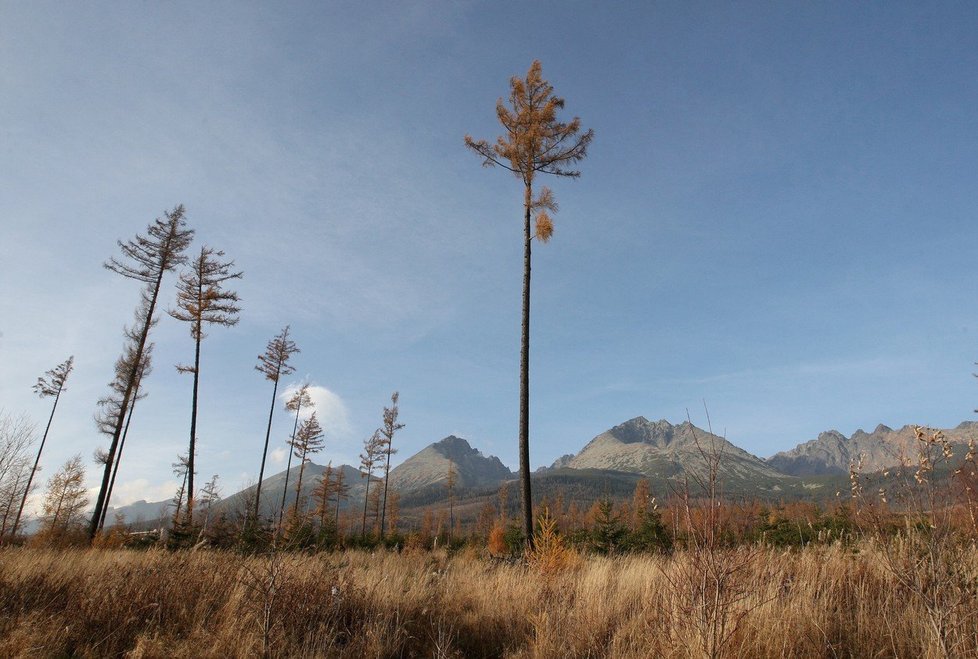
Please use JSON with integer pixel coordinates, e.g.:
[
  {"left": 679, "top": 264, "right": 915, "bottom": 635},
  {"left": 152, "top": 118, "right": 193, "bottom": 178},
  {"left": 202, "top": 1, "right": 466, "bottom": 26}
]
[
  {"left": 524, "top": 508, "right": 579, "bottom": 577},
  {"left": 487, "top": 524, "right": 508, "bottom": 556}
]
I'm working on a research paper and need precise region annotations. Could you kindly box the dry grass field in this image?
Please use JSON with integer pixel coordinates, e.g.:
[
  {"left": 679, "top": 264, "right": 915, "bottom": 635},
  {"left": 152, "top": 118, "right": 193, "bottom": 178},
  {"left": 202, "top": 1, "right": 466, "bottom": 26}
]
[{"left": 0, "top": 543, "right": 976, "bottom": 658}]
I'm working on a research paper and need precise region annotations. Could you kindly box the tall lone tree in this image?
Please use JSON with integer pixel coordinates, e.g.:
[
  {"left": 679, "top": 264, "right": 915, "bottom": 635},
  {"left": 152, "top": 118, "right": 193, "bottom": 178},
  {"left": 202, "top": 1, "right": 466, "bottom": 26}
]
[
  {"left": 289, "top": 412, "right": 325, "bottom": 515},
  {"left": 465, "top": 61, "right": 592, "bottom": 548},
  {"left": 378, "top": 391, "right": 404, "bottom": 539},
  {"left": 10, "top": 356, "right": 73, "bottom": 538},
  {"left": 89, "top": 205, "right": 194, "bottom": 539},
  {"left": 278, "top": 383, "right": 314, "bottom": 529},
  {"left": 169, "top": 246, "right": 242, "bottom": 525},
  {"left": 253, "top": 326, "right": 299, "bottom": 523}
]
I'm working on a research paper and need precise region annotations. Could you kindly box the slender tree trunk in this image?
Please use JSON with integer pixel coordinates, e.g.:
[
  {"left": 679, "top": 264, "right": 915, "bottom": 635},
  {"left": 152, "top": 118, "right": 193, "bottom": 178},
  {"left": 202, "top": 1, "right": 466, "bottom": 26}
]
[
  {"left": 253, "top": 374, "right": 280, "bottom": 524},
  {"left": 292, "top": 452, "right": 307, "bottom": 515},
  {"left": 335, "top": 489, "right": 341, "bottom": 529},
  {"left": 380, "top": 448, "right": 392, "bottom": 539},
  {"left": 10, "top": 386, "right": 62, "bottom": 538},
  {"left": 99, "top": 382, "right": 141, "bottom": 531},
  {"left": 90, "top": 273, "right": 164, "bottom": 540},
  {"left": 519, "top": 190, "right": 534, "bottom": 550},
  {"left": 361, "top": 476, "right": 371, "bottom": 538},
  {"left": 278, "top": 402, "right": 302, "bottom": 529},
  {"left": 186, "top": 327, "right": 202, "bottom": 525}
]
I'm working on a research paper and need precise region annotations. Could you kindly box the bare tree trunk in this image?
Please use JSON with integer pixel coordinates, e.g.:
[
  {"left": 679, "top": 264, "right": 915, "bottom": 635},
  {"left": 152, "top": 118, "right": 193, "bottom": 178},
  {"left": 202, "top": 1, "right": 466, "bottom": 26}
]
[
  {"left": 519, "top": 192, "right": 534, "bottom": 550},
  {"left": 186, "top": 327, "right": 201, "bottom": 525},
  {"left": 90, "top": 276, "right": 163, "bottom": 540},
  {"left": 11, "top": 387, "right": 62, "bottom": 538},
  {"left": 253, "top": 375, "right": 280, "bottom": 524},
  {"left": 380, "top": 449, "right": 392, "bottom": 539},
  {"left": 361, "top": 476, "right": 371, "bottom": 538},
  {"left": 99, "top": 383, "right": 140, "bottom": 531},
  {"left": 292, "top": 452, "right": 307, "bottom": 516},
  {"left": 278, "top": 403, "right": 302, "bottom": 530}
]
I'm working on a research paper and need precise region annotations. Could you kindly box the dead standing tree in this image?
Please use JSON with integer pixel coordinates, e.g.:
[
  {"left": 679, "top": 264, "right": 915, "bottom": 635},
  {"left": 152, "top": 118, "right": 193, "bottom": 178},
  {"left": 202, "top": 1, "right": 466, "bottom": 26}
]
[
  {"left": 378, "top": 391, "right": 404, "bottom": 540},
  {"left": 89, "top": 206, "right": 194, "bottom": 540},
  {"left": 169, "top": 246, "right": 242, "bottom": 525},
  {"left": 289, "top": 412, "right": 325, "bottom": 516},
  {"left": 95, "top": 341, "right": 153, "bottom": 532},
  {"left": 278, "top": 383, "right": 313, "bottom": 530},
  {"left": 466, "top": 61, "right": 592, "bottom": 548},
  {"left": 359, "top": 430, "right": 384, "bottom": 538},
  {"left": 10, "top": 356, "right": 73, "bottom": 538},
  {"left": 253, "top": 326, "right": 299, "bottom": 524}
]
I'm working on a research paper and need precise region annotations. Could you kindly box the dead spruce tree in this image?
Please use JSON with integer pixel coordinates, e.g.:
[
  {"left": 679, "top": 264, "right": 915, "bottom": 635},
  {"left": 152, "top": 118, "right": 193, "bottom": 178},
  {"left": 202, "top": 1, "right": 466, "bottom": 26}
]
[
  {"left": 169, "top": 246, "right": 242, "bottom": 525},
  {"left": 99, "top": 347, "right": 152, "bottom": 531},
  {"left": 278, "top": 383, "right": 313, "bottom": 530},
  {"left": 253, "top": 326, "right": 299, "bottom": 524},
  {"left": 359, "top": 430, "right": 384, "bottom": 538},
  {"left": 465, "top": 61, "right": 592, "bottom": 548},
  {"left": 378, "top": 391, "right": 404, "bottom": 539},
  {"left": 290, "top": 412, "right": 325, "bottom": 515},
  {"left": 94, "top": 336, "right": 153, "bottom": 532},
  {"left": 10, "top": 356, "right": 73, "bottom": 538},
  {"left": 89, "top": 205, "right": 194, "bottom": 539}
]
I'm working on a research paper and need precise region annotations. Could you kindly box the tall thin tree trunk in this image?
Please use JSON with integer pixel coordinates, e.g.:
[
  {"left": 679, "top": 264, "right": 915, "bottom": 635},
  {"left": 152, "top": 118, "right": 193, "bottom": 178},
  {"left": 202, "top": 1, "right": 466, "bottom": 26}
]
[
  {"left": 99, "top": 382, "right": 141, "bottom": 531},
  {"left": 90, "top": 274, "right": 164, "bottom": 539},
  {"left": 519, "top": 191, "right": 534, "bottom": 550},
  {"left": 380, "top": 449, "right": 392, "bottom": 539},
  {"left": 253, "top": 374, "right": 280, "bottom": 524},
  {"left": 292, "top": 453, "right": 307, "bottom": 515},
  {"left": 186, "top": 328, "right": 201, "bottom": 525},
  {"left": 10, "top": 386, "right": 62, "bottom": 538},
  {"left": 361, "top": 477, "right": 371, "bottom": 538},
  {"left": 278, "top": 402, "right": 302, "bottom": 529}
]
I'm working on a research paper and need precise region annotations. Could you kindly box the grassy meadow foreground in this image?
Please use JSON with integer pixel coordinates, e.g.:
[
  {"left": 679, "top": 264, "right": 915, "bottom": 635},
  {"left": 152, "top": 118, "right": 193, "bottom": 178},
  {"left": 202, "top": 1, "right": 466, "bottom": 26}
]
[{"left": 1, "top": 543, "right": 977, "bottom": 658}]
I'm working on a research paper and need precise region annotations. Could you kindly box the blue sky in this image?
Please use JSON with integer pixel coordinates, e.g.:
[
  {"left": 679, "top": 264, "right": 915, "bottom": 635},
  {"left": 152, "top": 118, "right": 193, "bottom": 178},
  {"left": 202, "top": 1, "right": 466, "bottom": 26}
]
[{"left": 3, "top": 2, "right": 978, "bottom": 507}]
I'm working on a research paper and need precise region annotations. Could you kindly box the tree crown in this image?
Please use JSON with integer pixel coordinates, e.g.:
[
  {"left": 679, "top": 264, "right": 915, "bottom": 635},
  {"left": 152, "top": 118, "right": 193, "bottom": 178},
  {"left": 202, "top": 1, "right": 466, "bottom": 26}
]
[
  {"left": 104, "top": 205, "right": 195, "bottom": 283},
  {"left": 255, "top": 326, "right": 299, "bottom": 382},
  {"left": 33, "top": 356, "right": 74, "bottom": 398}
]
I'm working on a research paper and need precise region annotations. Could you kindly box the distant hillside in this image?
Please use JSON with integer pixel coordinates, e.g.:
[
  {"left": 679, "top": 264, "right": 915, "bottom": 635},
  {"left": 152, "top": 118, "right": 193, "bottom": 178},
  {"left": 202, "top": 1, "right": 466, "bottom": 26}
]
[
  {"left": 389, "top": 435, "right": 514, "bottom": 491},
  {"left": 767, "top": 421, "right": 978, "bottom": 476},
  {"left": 556, "top": 416, "right": 796, "bottom": 494}
]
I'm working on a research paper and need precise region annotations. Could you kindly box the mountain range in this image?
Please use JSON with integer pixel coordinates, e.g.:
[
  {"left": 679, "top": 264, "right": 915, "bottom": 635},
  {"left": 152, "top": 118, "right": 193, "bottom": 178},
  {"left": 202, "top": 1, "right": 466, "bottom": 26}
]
[{"left": 103, "top": 415, "right": 978, "bottom": 526}]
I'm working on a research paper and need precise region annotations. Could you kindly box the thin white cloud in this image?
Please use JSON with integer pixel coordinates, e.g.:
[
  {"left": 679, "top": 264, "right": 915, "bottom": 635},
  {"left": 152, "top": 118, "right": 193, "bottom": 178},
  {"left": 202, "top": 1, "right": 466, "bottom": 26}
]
[{"left": 270, "top": 446, "right": 286, "bottom": 464}]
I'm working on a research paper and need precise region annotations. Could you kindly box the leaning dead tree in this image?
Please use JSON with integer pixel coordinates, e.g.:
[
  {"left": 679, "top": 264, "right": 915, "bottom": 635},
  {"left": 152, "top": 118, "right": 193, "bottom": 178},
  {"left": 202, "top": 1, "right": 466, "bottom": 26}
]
[
  {"left": 169, "top": 246, "right": 242, "bottom": 525},
  {"left": 252, "top": 326, "right": 299, "bottom": 524},
  {"left": 10, "top": 356, "right": 73, "bottom": 538},
  {"left": 95, "top": 339, "right": 153, "bottom": 532},
  {"left": 88, "top": 205, "right": 194, "bottom": 540},
  {"left": 465, "top": 61, "right": 592, "bottom": 548},
  {"left": 359, "top": 430, "right": 384, "bottom": 538}
]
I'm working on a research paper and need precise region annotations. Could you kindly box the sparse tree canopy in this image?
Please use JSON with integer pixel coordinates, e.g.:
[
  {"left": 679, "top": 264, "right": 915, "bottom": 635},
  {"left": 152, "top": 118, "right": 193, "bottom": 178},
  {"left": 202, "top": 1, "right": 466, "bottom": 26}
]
[
  {"left": 290, "top": 412, "right": 325, "bottom": 515},
  {"left": 465, "top": 60, "right": 592, "bottom": 549},
  {"left": 256, "top": 326, "right": 299, "bottom": 383},
  {"left": 169, "top": 246, "right": 242, "bottom": 526},
  {"left": 10, "top": 357, "right": 74, "bottom": 538}
]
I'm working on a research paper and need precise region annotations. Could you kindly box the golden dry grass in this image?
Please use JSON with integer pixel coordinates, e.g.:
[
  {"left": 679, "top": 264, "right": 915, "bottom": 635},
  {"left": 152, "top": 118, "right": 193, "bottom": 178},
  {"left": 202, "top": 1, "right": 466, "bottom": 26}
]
[{"left": 0, "top": 544, "right": 975, "bottom": 658}]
